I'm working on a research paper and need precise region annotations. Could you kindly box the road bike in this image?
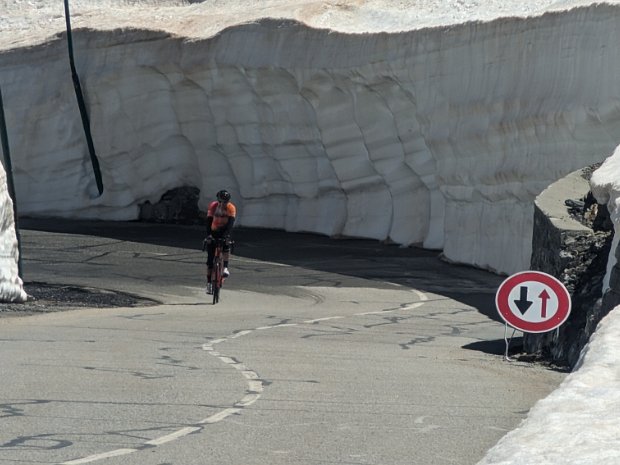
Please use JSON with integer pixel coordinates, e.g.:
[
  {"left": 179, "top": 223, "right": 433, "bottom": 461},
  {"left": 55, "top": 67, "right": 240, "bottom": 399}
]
[{"left": 204, "top": 237, "right": 229, "bottom": 305}]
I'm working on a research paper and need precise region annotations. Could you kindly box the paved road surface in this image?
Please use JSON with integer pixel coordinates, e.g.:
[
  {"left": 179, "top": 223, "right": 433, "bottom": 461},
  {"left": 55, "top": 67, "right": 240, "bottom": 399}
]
[{"left": 0, "top": 219, "right": 566, "bottom": 465}]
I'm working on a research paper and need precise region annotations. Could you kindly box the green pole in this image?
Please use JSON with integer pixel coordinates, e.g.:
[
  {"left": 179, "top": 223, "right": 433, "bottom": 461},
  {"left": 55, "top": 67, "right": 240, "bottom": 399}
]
[{"left": 0, "top": 86, "right": 23, "bottom": 279}]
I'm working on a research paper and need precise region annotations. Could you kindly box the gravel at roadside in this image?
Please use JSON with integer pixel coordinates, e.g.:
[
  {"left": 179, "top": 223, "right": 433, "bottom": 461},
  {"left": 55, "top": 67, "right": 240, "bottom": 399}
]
[{"left": 0, "top": 282, "right": 158, "bottom": 317}]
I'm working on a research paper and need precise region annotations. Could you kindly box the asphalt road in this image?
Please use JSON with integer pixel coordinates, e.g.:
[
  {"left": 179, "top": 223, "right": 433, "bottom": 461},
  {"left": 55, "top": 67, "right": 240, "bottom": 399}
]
[{"left": 0, "top": 219, "right": 566, "bottom": 465}]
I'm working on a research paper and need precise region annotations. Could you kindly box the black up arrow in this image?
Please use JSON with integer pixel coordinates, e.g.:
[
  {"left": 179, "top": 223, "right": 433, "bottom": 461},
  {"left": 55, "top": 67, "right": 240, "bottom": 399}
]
[{"left": 514, "top": 286, "right": 533, "bottom": 315}]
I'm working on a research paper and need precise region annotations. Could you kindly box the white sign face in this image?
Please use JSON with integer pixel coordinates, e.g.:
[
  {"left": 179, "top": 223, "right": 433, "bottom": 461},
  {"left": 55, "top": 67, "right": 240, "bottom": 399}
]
[
  {"left": 504, "top": 281, "right": 560, "bottom": 323},
  {"left": 496, "top": 271, "right": 571, "bottom": 333}
]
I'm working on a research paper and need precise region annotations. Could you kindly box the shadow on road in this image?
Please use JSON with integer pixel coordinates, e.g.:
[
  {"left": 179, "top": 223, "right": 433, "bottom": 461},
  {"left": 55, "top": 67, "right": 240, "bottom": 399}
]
[{"left": 18, "top": 218, "right": 506, "bottom": 323}]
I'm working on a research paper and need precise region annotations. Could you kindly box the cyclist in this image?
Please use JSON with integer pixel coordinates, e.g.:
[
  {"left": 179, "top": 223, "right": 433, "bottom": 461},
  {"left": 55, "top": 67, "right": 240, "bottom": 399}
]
[{"left": 205, "top": 189, "right": 236, "bottom": 295}]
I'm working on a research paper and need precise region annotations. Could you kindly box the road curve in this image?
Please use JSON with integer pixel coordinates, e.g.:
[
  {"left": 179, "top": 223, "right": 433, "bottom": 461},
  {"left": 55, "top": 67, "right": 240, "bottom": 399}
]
[{"left": 0, "top": 219, "right": 565, "bottom": 465}]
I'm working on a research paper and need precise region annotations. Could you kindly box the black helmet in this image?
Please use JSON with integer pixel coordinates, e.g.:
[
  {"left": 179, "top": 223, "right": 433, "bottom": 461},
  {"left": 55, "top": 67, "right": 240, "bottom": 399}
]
[{"left": 216, "top": 189, "right": 231, "bottom": 202}]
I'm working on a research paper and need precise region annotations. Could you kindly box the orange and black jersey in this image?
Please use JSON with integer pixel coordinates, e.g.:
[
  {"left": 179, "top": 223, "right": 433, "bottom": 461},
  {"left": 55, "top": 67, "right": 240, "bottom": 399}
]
[{"left": 207, "top": 201, "right": 236, "bottom": 234}]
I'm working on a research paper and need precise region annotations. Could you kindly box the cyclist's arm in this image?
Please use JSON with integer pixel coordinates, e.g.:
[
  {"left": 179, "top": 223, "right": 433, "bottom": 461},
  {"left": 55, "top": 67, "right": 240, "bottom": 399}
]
[
  {"left": 222, "top": 217, "right": 235, "bottom": 236},
  {"left": 206, "top": 216, "right": 214, "bottom": 236}
]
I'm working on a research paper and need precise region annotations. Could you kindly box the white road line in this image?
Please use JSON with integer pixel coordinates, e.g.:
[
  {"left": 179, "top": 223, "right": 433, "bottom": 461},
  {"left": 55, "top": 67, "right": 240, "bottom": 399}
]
[
  {"left": 354, "top": 295, "right": 428, "bottom": 316},
  {"left": 201, "top": 408, "right": 242, "bottom": 424},
  {"left": 234, "top": 257, "right": 292, "bottom": 267},
  {"left": 230, "top": 330, "right": 252, "bottom": 338},
  {"left": 61, "top": 448, "right": 137, "bottom": 464},
  {"left": 304, "top": 316, "right": 345, "bottom": 323},
  {"left": 355, "top": 303, "right": 424, "bottom": 316},
  {"left": 145, "top": 426, "right": 201, "bottom": 445},
  {"left": 256, "top": 323, "right": 299, "bottom": 330},
  {"left": 248, "top": 380, "right": 264, "bottom": 392},
  {"left": 236, "top": 393, "right": 261, "bottom": 407}
]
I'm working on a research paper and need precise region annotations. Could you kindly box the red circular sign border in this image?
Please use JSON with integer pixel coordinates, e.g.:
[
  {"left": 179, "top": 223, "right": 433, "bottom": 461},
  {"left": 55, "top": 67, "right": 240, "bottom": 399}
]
[{"left": 495, "top": 271, "right": 571, "bottom": 333}]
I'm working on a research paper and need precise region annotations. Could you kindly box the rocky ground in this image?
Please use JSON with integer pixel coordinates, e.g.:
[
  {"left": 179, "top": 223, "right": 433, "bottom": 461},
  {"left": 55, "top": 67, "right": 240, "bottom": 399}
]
[{"left": 0, "top": 282, "right": 157, "bottom": 317}]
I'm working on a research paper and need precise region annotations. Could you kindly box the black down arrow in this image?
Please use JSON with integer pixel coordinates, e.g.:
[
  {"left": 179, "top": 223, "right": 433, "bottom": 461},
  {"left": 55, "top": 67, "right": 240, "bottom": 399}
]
[{"left": 514, "top": 286, "right": 533, "bottom": 314}]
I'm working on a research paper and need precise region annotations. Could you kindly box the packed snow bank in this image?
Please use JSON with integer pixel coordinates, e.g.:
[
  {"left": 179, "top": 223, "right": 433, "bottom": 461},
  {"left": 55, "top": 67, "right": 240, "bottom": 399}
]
[
  {"left": 2, "top": 3, "right": 620, "bottom": 282},
  {"left": 591, "top": 145, "right": 620, "bottom": 291},
  {"left": 0, "top": 162, "right": 26, "bottom": 302},
  {"left": 477, "top": 304, "right": 620, "bottom": 464}
]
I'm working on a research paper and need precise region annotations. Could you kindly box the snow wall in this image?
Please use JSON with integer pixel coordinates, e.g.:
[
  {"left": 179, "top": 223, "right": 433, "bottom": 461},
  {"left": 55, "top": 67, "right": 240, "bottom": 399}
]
[{"left": 2, "top": 5, "right": 620, "bottom": 278}]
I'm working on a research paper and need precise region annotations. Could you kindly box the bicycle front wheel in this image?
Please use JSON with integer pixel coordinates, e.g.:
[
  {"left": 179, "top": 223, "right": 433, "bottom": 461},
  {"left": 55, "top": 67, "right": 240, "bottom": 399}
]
[
  {"left": 212, "top": 262, "right": 221, "bottom": 305},
  {"left": 213, "top": 284, "right": 219, "bottom": 304}
]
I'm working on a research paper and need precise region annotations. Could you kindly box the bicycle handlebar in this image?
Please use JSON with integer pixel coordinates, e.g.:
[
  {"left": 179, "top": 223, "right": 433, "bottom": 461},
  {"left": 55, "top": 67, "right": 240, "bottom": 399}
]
[{"left": 202, "top": 236, "right": 233, "bottom": 251}]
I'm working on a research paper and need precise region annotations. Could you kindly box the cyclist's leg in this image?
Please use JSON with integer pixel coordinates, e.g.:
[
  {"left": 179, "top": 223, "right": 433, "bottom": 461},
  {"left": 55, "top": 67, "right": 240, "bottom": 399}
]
[{"left": 222, "top": 237, "right": 232, "bottom": 277}]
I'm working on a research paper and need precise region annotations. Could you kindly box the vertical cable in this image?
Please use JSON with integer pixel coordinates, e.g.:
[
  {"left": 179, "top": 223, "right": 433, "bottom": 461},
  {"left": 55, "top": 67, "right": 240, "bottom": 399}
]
[{"left": 64, "top": 0, "right": 104, "bottom": 195}]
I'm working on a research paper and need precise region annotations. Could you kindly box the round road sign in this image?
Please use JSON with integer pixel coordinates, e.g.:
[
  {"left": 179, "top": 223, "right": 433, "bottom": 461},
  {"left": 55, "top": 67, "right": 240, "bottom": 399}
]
[{"left": 495, "top": 271, "right": 571, "bottom": 333}]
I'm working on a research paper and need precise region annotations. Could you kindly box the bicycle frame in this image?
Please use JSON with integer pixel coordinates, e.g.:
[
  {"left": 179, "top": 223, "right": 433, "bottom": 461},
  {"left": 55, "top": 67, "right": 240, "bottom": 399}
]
[{"left": 210, "top": 238, "right": 226, "bottom": 304}]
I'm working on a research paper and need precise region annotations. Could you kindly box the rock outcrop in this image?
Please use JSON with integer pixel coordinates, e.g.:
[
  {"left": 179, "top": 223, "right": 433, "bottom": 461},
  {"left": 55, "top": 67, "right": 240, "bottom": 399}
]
[{"left": 526, "top": 168, "right": 613, "bottom": 368}]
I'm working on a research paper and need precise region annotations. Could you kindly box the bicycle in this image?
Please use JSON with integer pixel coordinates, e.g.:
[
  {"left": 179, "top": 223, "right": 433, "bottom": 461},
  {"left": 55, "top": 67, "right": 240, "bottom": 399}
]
[{"left": 204, "top": 236, "right": 229, "bottom": 305}]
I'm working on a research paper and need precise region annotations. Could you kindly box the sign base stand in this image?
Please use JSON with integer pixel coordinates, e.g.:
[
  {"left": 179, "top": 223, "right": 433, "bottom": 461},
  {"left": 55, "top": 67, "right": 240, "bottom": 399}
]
[{"left": 503, "top": 323, "right": 517, "bottom": 362}]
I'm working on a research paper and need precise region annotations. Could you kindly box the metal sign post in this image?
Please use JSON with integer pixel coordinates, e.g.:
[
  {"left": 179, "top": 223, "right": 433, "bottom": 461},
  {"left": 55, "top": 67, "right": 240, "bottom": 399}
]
[{"left": 496, "top": 270, "right": 572, "bottom": 361}]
